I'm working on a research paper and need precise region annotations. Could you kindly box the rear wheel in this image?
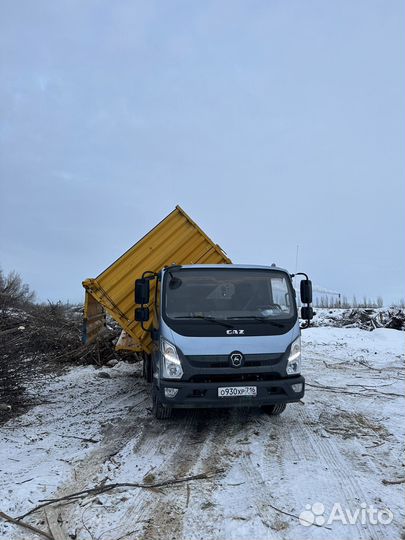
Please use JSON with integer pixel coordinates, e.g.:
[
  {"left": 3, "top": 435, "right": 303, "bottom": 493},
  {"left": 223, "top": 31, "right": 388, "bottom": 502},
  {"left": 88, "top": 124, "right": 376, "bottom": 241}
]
[
  {"left": 152, "top": 386, "right": 172, "bottom": 420},
  {"left": 142, "top": 354, "right": 153, "bottom": 383},
  {"left": 262, "top": 403, "right": 287, "bottom": 416}
]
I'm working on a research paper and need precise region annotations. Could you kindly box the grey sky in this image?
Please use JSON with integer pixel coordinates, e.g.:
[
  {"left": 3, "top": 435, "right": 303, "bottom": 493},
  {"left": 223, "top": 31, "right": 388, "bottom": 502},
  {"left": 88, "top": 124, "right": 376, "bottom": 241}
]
[{"left": 1, "top": 1, "right": 404, "bottom": 304}]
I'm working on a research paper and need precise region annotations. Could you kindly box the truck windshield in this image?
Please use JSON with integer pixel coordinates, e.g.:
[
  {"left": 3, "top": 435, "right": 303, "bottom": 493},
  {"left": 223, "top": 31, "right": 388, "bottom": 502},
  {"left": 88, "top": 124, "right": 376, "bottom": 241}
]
[{"left": 164, "top": 268, "right": 295, "bottom": 322}]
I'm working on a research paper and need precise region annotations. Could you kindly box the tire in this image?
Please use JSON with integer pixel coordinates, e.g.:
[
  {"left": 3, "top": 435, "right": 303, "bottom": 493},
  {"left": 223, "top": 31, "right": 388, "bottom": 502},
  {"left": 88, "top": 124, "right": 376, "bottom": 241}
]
[
  {"left": 142, "top": 356, "right": 146, "bottom": 379},
  {"left": 152, "top": 386, "right": 172, "bottom": 420},
  {"left": 143, "top": 354, "right": 153, "bottom": 383},
  {"left": 262, "top": 403, "right": 287, "bottom": 416}
]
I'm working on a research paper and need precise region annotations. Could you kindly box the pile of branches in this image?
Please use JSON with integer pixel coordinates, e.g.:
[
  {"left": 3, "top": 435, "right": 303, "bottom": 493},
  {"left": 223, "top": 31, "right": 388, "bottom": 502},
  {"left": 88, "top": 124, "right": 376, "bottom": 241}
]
[
  {"left": 0, "top": 303, "right": 121, "bottom": 412},
  {"left": 317, "top": 308, "right": 405, "bottom": 331}
]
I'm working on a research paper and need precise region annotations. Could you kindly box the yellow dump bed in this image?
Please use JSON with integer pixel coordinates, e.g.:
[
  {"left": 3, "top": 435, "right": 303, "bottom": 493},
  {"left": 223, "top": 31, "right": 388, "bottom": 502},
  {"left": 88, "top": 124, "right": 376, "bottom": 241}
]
[{"left": 82, "top": 206, "right": 231, "bottom": 353}]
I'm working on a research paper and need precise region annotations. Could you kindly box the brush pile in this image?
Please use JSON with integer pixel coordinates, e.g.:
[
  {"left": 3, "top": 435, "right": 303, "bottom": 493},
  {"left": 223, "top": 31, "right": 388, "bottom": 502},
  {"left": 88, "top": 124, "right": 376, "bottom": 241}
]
[
  {"left": 0, "top": 303, "right": 121, "bottom": 412},
  {"left": 344, "top": 308, "right": 405, "bottom": 330},
  {"left": 313, "top": 308, "right": 405, "bottom": 331}
]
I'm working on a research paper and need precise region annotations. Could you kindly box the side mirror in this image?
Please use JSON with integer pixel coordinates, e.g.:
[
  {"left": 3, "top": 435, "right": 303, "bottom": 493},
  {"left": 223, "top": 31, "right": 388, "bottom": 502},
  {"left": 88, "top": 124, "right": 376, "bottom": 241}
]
[
  {"left": 135, "top": 307, "right": 150, "bottom": 322},
  {"left": 135, "top": 278, "right": 150, "bottom": 305},
  {"left": 301, "top": 306, "right": 314, "bottom": 320},
  {"left": 300, "top": 279, "right": 313, "bottom": 304}
]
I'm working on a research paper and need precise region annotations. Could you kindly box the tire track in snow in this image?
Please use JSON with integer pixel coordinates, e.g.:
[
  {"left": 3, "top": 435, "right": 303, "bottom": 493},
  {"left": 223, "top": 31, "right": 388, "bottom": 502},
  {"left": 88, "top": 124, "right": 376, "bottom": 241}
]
[
  {"left": 137, "top": 408, "right": 234, "bottom": 540},
  {"left": 313, "top": 417, "right": 390, "bottom": 539},
  {"left": 128, "top": 408, "right": 256, "bottom": 540},
  {"left": 277, "top": 397, "right": 391, "bottom": 539},
  {"left": 125, "top": 410, "right": 201, "bottom": 540},
  {"left": 229, "top": 398, "right": 392, "bottom": 540}
]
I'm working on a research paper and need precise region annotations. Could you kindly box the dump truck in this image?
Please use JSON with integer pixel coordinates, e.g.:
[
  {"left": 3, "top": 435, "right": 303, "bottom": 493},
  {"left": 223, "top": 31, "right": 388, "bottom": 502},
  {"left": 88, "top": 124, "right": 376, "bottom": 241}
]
[{"left": 83, "top": 206, "right": 313, "bottom": 419}]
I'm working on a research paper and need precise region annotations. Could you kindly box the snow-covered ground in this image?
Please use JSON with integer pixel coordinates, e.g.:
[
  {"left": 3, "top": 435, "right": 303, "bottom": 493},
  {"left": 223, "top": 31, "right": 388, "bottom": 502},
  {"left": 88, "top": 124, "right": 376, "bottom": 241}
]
[{"left": 1, "top": 327, "right": 404, "bottom": 540}]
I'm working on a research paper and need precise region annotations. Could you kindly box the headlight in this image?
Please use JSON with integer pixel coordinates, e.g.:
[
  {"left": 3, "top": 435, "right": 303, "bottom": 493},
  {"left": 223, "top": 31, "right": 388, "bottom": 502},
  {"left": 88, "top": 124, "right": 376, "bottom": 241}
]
[
  {"left": 161, "top": 338, "right": 183, "bottom": 379},
  {"left": 287, "top": 336, "right": 301, "bottom": 375}
]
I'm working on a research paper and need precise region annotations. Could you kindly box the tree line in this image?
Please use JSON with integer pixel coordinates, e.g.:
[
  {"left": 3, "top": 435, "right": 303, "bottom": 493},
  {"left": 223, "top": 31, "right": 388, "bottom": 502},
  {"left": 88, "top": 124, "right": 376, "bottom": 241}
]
[
  {"left": 314, "top": 295, "right": 405, "bottom": 309},
  {"left": 2, "top": 267, "right": 405, "bottom": 312}
]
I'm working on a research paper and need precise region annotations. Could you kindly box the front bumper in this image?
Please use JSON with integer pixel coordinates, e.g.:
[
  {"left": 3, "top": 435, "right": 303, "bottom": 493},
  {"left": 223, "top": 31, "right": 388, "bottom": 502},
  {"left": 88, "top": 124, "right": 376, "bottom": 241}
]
[{"left": 157, "top": 375, "right": 305, "bottom": 409}]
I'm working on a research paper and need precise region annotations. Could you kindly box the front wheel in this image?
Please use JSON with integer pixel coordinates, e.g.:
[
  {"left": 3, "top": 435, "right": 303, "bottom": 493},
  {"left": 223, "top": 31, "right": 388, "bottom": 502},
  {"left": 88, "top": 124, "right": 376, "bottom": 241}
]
[
  {"left": 262, "top": 403, "right": 287, "bottom": 416},
  {"left": 152, "top": 386, "right": 172, "bottom": 419}
]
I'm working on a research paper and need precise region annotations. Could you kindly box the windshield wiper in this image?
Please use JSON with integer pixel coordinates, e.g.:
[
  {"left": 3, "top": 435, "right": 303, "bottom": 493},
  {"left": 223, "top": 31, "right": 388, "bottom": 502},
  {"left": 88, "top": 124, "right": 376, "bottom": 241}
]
[
  {"left": 173, "top": 315, "right": 234, "bottom": 328},
  {"left": 226, "top": 316, "right": 284, "bottom": 328}
]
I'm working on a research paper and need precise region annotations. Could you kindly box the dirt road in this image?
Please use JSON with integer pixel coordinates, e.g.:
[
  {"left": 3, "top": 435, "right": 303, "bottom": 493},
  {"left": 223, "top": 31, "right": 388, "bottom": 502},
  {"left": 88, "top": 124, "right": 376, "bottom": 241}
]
[{"left": 1, "top": 327, "right": 404, "bottom": 539}]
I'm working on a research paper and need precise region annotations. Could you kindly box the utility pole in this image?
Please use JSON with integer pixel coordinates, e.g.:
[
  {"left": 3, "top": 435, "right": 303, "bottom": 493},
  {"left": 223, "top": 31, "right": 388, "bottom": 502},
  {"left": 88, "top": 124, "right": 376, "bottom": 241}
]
[{"left": 295, "top": 244, "right": 299, "bottom": 306}]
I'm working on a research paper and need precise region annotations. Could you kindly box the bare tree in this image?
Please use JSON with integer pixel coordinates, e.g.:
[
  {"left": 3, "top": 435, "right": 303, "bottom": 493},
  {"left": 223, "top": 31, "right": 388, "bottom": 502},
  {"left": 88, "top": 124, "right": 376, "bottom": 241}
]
[
  {"left": 377, "top": 296, "right": 384, "bottom": 308},
  {"left": 0, "top": 269, "right": 36, "bottom": 310}
]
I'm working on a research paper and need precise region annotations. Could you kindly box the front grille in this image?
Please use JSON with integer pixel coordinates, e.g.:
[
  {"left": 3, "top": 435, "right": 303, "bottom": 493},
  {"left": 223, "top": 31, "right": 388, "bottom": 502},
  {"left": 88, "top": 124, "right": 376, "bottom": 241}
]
[
  {"left": 245, "top": 361, "right": 261, "bottom": 367},
  {"left": 186, "top": 353, "right": 282, "bottom": 369},
  {"left": 189, "top": 373, "right": 283, "bottom": 383}
]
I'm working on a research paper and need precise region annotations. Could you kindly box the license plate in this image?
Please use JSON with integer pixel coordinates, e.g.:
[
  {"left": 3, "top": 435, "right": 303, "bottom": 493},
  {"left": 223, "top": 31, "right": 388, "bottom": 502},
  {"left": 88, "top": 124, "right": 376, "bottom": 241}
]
[{"left": 218, "top": 386, "right": 257, "bottom": 398}]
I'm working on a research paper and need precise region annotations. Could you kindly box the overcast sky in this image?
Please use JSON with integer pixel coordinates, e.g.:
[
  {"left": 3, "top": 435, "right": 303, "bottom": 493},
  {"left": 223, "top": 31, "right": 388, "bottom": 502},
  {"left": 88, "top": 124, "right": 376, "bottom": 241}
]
[{"left": 1, "top": 1, "right": 404, "bottom": 305}]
